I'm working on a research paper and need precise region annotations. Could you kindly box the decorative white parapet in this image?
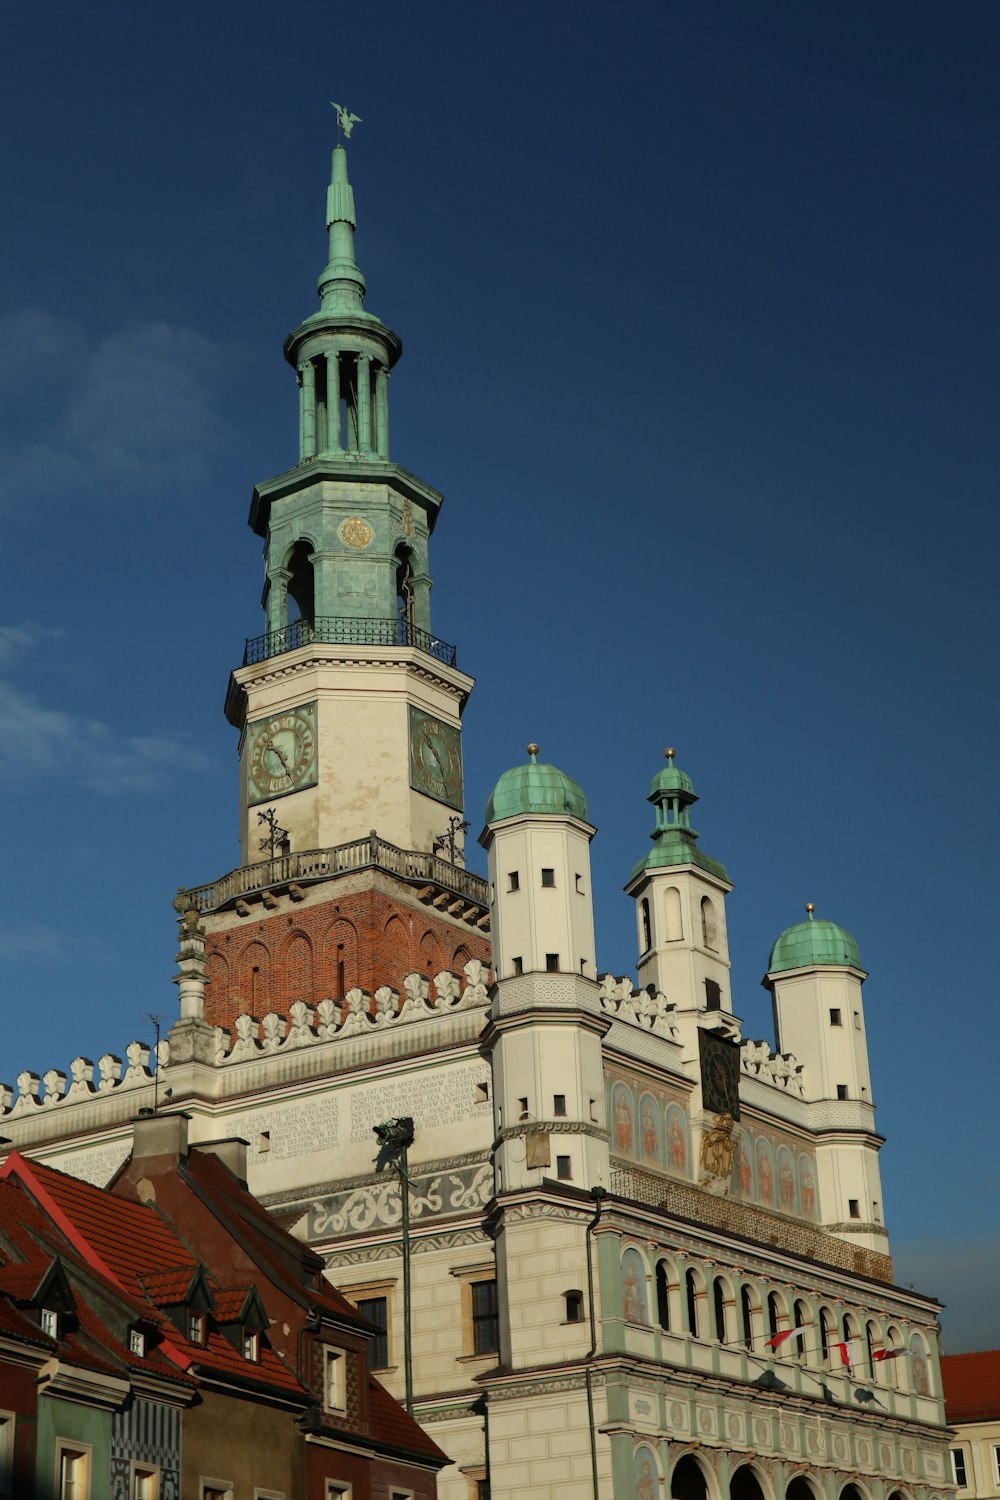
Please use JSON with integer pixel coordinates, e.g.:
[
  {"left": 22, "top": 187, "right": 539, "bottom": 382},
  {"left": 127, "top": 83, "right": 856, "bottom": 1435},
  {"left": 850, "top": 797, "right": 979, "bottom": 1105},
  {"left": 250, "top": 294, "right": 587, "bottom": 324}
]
[
  {"left": 740, "top": 1037, "right": 804, "bottom": 1096},
  {"left": 210, "top": 959, "right": 492, "bottom": 1065},
  {"left": 598, "top": 974, "right": 680, "bottom": 1039},
  {"left": 0, "top": 960, "right": 490, "bottom": 1118}
]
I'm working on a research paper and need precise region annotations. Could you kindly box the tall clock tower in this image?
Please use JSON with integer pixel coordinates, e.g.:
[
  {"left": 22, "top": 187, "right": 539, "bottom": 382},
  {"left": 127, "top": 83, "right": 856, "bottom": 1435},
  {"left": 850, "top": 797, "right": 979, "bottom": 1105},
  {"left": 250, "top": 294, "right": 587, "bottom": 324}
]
[
  {"left": 182, "top": 130, "right": 490, "bottom": 1032},
  {"left": 225, "top": 139, "right": 473, "bottom": 866}
]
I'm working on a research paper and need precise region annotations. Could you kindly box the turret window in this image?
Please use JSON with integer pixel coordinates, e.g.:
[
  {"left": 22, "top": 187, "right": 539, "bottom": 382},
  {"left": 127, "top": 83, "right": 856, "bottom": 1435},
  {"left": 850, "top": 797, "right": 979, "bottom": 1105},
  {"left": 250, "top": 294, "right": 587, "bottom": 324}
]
[
  {"left": 545, "top": 954, "right": 559, "bottom": 972},
  {"left": 507, "top": 872, "right": 519, "bottom": 892},
  {"left": 836, "top": 1085, "right": 849, "bottom": 1100},
  {"left": 848, "top": 1199, "right": 860, "bottom": 1218},
  {"left": 512, "top": 957, "right": 523, "bottom": 976},
  {"left": 700, "top": 897, "right": 718, "bottom": 949},
  {"left": 829, "top": 1008, "right": 842, "bottom": 1025},
  {"left": 556, "top": 1154, "right": 572, "bottom": 1180},
  {"left": 553, "top": 1095, "right": 566, "bottom": 1117},
  {"left": 705, "top": 979, "right": 722, "bottom": 1011},
  {"left": 541, "top": 868, "right": 555, "bottom": 887},
  {"left": 640, "top": 899, "right": 652, "bottom": 953}
]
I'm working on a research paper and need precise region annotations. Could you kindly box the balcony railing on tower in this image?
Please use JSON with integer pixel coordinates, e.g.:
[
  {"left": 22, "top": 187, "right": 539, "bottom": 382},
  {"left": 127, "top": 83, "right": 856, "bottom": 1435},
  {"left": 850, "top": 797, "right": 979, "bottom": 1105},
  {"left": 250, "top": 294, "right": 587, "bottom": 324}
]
[{"left": 243, "top": 615, "right": 457, "bottom": 668}]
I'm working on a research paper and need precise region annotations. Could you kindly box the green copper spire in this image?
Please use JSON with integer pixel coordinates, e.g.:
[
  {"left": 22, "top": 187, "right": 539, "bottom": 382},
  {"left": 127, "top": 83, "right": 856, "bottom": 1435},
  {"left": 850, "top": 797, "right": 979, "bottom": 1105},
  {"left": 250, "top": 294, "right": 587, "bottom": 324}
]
[
  {"left": 318, "top": 145, "right": 366, "bottom": 313},
  {"left": 627, "top": 748, "right": 729, "bottom": 883}
]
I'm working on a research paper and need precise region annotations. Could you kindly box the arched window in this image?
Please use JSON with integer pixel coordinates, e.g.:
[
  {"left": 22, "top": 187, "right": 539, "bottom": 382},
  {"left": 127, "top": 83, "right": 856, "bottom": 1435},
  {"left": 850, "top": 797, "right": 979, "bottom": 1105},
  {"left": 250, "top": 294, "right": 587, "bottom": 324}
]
[
  {"left": 640, "top": 898, "right": 652, "bottom": 954},
  {"left": 685, "top": 1268, "right": 700, "bottom": 1337},
  {"left": 741, "top": 1284, "right": 754, "bottom": 1350},
  {"left": 713, "top": 1277, "right": 728, "bottom": 1343},
  {"left": 286, "top": 540, "right": 315, "bottom": 630},
  {"left": 655, "top": 1261, "right": 670, "bottom": 1331},
  {"left": 885, "top": 1324, "right": 904, "bottom": 1387},
  {"left": 564, "top": 1290, "right": 584, "bottom": 1323},
  {"left": 820, "top": 1306, "right": 836, "bottom": 1363},
  {"left": 700, "top": 896, "right": 718, "bottom": 948},
  {"left": 793, "top": 1299, "right": 809, "bottom": 1360},
  {"left": 664, "top": 886, "right": 683, "bottom": 941},
  {"left": 672, "top": 1454, "right": 708, "bottom": 1500},
  {"left": 866, "top": 1320, "right": 879, "bottom": 1378},
  {"left": 767, "top": 1291, "right": 780, "bottom": 1340}
]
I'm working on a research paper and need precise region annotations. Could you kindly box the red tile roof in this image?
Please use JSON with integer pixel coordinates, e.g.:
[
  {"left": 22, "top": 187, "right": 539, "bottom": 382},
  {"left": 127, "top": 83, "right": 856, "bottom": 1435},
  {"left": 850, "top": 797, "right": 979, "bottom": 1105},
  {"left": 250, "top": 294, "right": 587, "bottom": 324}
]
[
  {"left": 140, "top": 1267, "right": 201, "bottom": 1305},
  {"left": 941, "top": 1350, "right": 1000, "bottom": 1422},
  {"left": 368, "top": 1375, "right": 449, "bottom": 1462}
]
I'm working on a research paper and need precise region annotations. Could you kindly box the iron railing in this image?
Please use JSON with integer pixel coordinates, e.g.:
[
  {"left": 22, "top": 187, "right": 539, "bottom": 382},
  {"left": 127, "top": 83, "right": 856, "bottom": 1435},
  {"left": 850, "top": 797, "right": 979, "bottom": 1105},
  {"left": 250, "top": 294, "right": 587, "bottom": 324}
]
[
  {"left": 183, "top": 832, "right": 488, "bottom": 914},
  {"left": 243, "top": 616, "right": 458, "bottom": 668}
]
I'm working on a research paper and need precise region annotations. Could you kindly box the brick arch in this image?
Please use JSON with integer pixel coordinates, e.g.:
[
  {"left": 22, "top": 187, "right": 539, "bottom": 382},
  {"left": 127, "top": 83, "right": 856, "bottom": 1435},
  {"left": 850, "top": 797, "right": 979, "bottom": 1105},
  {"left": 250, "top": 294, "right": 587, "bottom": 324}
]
[
  {"left": 383, "top": 915, "right": 411, "bottom": 975},
  {"left": 323, "top": 918, "right": 359, "bottom": 1002},
  {"left": 279, "top": 930, "right": 314, "bottom": 1011},
  {"left": 205, "top": 949, "right": 231, "bottom": 1029},
  {"left": 238, "top": 941, "right": 272, "bottom": 1017},
  {"left": 451, "top": 943, "right": 472, "bottom": 972},
  {"left": 417, "top": 928, "right": 445, "bottom": 978}
]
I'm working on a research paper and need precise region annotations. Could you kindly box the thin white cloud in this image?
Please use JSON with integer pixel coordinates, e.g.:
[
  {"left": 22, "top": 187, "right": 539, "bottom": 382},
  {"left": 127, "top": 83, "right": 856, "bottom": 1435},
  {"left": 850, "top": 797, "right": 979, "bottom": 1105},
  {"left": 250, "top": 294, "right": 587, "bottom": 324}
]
[
  {"left": 0, "top": 679, "right": 214, "bottom": 793},
  {"left": 0, "top": 310, "right": 231, "bottom": 506},
  {"left": 0, "top": 923, "right": 73, "bottom": 959},
  {"left": 0, "top": 622, "right": 63, "bottom": 670}
]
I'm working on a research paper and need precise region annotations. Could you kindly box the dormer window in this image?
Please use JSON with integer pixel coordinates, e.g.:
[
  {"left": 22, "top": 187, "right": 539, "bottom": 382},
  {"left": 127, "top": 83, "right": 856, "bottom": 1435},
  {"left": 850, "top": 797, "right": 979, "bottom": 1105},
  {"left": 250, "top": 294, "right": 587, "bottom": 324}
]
[
  {"left": 188, "top": 1311, "right": 204, "bottom": 1345},
  {"left": 243, "top": 1329, "right": 260, "bottom": 1362},
  {"left": 324, "top": 1348, "right": 346, "bottom": 1411},
  {"left": 40, "top": 1307, "right": 58, "bottom": 1339},
  {"left": 129, "top": 1328, "right": 146, "bottom": 1357}
]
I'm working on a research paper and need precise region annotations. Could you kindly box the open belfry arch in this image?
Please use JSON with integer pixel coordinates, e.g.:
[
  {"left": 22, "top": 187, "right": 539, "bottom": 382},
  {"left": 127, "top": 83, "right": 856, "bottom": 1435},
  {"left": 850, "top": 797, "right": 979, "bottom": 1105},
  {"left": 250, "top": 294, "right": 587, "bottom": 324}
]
[{"left": 0, "top": 121, "right": 953, "bottom": 1500}]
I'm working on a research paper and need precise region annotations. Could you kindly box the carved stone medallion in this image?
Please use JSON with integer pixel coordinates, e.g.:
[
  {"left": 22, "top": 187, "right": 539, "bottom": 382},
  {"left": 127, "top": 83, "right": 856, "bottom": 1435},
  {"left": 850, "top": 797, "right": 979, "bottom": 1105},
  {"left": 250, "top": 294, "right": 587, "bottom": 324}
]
[{"left": 339, "top": 517, "right": 373, "bottom": 548}]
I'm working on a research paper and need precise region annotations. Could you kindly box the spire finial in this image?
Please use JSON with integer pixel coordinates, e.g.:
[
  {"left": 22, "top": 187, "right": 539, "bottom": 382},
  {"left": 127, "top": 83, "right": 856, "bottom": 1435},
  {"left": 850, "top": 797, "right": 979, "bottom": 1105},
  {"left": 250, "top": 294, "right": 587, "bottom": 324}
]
[
  {"left": 665, "top": 747, "right": 676, "bottom": 762},
  {"left": 805, "top": 902, "right": 815, "bottom": 918},
  {"left": 318, "top": 126, "right": 366, "bottom": 312},
  {"left": 330, "top": 101, "right": 362, "bottom": 141},
  {"left": 527, "top": 743, "right": 539, "bottom": 762}
]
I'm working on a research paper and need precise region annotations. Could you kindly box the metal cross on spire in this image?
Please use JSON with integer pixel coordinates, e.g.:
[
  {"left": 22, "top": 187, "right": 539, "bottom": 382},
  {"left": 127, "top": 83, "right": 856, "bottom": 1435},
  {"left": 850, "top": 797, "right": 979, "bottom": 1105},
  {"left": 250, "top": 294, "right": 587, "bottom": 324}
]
[{"left": 331, "top": 101, "right": 362, "bottom": 140}]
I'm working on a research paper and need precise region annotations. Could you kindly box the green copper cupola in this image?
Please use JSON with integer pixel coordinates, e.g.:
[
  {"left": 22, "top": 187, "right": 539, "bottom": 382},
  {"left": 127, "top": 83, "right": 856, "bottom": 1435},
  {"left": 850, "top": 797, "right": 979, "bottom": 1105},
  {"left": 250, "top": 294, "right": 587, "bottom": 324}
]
[{"left": 628, "top": 748, "right": 729, "bottom": 883}]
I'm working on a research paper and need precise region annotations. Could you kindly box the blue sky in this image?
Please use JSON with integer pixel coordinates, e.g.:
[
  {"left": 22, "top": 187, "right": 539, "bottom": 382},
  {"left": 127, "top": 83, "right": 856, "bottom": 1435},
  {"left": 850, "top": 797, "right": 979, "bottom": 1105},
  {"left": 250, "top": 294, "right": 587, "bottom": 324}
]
[{"left": 1, "top": 3, "right": 997, "bottom": 1350}]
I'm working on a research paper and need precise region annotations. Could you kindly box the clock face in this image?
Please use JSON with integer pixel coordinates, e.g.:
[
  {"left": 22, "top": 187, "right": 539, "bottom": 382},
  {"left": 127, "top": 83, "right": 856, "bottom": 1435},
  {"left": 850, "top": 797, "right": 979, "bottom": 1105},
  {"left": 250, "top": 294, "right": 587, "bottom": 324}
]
[
  {"left": 408, "top": 706, "right": 463, "bottom": 810},
  {"left": 700, "top": 1028, "right": 741, "bottom": 1119},
  {"left": 246, "top": 703, "right": 318, "bottom": 805}
]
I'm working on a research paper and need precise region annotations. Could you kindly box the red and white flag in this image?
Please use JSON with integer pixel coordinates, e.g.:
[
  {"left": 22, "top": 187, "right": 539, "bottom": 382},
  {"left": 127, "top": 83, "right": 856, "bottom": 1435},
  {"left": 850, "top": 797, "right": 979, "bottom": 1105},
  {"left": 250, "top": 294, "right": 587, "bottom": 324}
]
[
  {"left": 873, "top": 1347, "right": 908, "bottom": 1362},
  {"left": 830, "top": 1340, "right": 862, "bottom": 1369},
  {"left": 765, "top": 1326, "right": 809, "bottom": 1350}
]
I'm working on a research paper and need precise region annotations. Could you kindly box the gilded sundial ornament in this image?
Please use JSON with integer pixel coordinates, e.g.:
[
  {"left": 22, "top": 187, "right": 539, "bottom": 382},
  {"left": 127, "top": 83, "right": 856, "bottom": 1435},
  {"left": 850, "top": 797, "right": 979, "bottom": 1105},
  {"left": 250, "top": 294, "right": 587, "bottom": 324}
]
[{"left": 339, "top": 517, "right": 373, "bottom": 549}]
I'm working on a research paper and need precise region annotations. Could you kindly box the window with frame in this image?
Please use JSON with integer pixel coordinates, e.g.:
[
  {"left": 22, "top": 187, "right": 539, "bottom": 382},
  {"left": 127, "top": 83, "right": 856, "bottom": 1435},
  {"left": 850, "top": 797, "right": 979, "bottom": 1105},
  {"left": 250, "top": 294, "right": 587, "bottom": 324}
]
[
  {"left": 507, "top": 871, "right": 519, "bottom": 892},
  {"left": 41, "top": 1307, "right": 59, "bottom": 1338},
  {"left": 471, "top": 1279, "right": 499, "bottom": 1356},
  {"left": 57, "top": 1442, "right": 91, "bottom": 1500},
  {"left": 188, "top": 1310, "right": 204, "bottom": 1345},
  {"left": 201, "top": 1484, "right": 232, "bottom": 1500},
  {"left": 131, "top": 1464, "right": 159, "bottom": 1500},
  {"left": 541, "top": 868, "right": 555, "bottom": 888},
  {"left": 993, "top": 1446, "right": 1000, "bottom": 1486},
  {"left": 564, "top": 1289, "right": 584, "bottom": 1323},
  {"left": 325, "top": 1486, "right": 351, "bottom": 1500},
  {"left": 356, "top": 1295, "right": 389, "bottom": 1369},
  {"left": 950, "top": 1450, "right": 967, "bottom": 1488},
  {"left": 324, "top": 1348, "right": 346, "bottom": 1411},
  {"left": 129, "top": 1327, "right": 146, "bottom": 1357},
  {"left": 545, "top": 953, "right": 559, "bottom": 972},
  {"left": 243, "top": 1329, "right": 260, "bottom": 1362}
]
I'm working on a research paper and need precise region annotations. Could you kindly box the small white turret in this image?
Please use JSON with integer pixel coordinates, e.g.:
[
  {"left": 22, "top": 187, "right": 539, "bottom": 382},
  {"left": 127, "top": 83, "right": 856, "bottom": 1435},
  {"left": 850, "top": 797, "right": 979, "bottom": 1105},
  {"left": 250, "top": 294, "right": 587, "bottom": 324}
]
[
  {"left": 479, "top": 745, "right": 608, "bottom": 1198},
  {"left": 765, "top": 905, "right": 886, "bottom": 1253}
]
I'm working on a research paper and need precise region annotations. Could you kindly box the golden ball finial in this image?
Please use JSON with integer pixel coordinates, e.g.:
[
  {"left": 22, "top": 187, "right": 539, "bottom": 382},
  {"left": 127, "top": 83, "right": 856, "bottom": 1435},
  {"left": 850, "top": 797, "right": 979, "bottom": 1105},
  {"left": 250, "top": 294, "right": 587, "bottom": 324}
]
[
  {"left": 665, "top": 746, "right": 676, "bottom": 761},
  {"left": 527, "top": 743, "right": 539, "bottom": 757},
  {"left": 805, "top": 902, "right": 815, "bottom": 914}
]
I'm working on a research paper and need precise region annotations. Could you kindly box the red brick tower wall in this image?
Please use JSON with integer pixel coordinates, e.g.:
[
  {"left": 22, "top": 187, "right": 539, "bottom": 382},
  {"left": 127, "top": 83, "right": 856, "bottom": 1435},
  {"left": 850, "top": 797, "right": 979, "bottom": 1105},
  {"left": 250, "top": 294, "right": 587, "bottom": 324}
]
[{"left": 203, "top": 874, "right": 491, "bottom": 1034}]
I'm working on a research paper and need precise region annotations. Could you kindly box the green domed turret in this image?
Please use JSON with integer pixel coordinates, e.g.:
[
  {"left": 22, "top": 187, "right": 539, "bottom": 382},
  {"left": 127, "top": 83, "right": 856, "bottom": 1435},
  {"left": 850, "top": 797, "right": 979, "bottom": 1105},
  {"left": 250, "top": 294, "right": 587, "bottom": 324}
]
[
  {"left": 485, "top": 744, "right": 588, "bottom": 824},
  {"left": 768, "top": 905, "right": 862, "bottom": 973},
  {"left": 628, "top": 749, "right": 728, "bottom": 884}
]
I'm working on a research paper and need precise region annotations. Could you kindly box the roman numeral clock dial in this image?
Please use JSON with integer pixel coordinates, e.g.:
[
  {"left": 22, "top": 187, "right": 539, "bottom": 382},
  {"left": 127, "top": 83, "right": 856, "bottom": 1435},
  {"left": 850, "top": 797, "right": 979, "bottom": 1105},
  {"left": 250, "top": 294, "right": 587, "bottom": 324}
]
[
  {"left": 408, "top": 706, "right": 463, "bottom": 810},
  {"left": 246, "top": 703, "right": 318, "bottom": 805}
]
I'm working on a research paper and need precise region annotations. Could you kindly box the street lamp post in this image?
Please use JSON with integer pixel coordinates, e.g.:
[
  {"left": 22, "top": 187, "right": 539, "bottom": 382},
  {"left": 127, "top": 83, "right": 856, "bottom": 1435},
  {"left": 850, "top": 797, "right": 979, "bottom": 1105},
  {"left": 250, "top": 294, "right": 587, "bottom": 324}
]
[{"left": 373, "top": 1115, "right": 415, "bottom": 1414}]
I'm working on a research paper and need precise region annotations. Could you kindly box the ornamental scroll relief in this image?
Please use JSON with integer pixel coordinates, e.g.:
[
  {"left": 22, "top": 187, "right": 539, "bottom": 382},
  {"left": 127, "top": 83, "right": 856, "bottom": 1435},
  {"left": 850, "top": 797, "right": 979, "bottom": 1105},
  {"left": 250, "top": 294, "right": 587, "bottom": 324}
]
[{"left": 309, "top": 1161, "right": 493, "bottom": 1239}]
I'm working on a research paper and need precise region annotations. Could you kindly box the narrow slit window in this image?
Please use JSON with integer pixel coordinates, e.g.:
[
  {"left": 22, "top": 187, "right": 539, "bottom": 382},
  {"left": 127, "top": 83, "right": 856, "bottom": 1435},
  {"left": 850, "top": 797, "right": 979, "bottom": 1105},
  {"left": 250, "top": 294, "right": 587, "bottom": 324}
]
[{"left": 541, "top": 868, "right": 555, "bottom": 888}]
